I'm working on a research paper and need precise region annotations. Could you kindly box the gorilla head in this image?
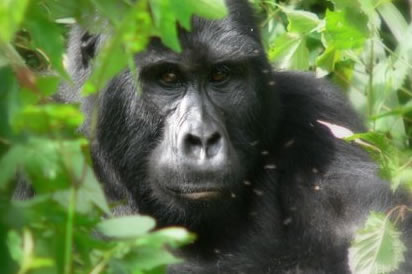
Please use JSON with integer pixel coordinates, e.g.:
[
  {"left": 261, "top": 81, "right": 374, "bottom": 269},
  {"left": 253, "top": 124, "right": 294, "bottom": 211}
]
[{"left": 81, "top": 0, "right": 279, "bottom": 228}]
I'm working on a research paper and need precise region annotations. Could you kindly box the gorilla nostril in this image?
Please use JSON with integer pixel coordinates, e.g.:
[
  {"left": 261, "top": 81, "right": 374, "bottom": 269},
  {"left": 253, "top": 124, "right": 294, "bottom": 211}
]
[
  {"left": 208, "top": 132, "right": 221, "bottom": 146},
  {"left": 185, "top": 134, "right": 202, "bottom": 147},
  {"left": 182, "top": 132, "right": 223, "bottom": 159},
  {"left": 206, "top": 132, "right": 223, "bottom": 158},
  {"left": 184, "top": 134, "right": 203, "bottom": 157}
]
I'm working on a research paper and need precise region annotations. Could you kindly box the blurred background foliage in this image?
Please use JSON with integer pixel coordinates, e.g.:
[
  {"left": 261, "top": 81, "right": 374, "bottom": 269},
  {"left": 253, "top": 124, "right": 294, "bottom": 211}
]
[
  {"left": 0, "top": 0, "right": 411, "bottom": 273},
  {"left": 252, "top": 0, "right": 412, "bottom": 191}
]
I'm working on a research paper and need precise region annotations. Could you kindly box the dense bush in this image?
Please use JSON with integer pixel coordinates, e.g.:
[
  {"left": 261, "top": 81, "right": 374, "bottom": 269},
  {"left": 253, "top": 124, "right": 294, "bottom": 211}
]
[{"left": 0, "top": 0, "right": 411, "bottom": 273}]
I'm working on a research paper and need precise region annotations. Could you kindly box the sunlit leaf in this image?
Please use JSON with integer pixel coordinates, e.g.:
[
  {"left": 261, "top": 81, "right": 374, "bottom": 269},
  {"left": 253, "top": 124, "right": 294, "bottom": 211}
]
[
  {"left": 13, "top": 104, "right": 84, "bottom": 135},
  {"left": 324, "top": 9, "right": 368, "bottom": 50},
  {"left": 377, "top": 2, "right": 408, "bottom": 43},
  {"left": 316, "top": 46, "right": 339, "bottom": 74},
  {"left": 279, "top": 7, "right": 321, "bottom": 34},
  {"left": 268, "top": 32, "right": 309, "bottom": 70},
  {"left": 0, "top": 0, "right": 30, "bottom": 42},
  {"left": 150, "top": 0, "right": 227, "bottom": 51},
  {"left": 349, "top": 212, "right": 406, "bottom": 274},
  {"left": 140, "top": 227, "right": 195, "bottom": 248},
  {"left": 7, "top": 230, "right": 23, "bottom": 263},
  {"left": 97, "top": 216, "right": 156, "bottom": 238}
]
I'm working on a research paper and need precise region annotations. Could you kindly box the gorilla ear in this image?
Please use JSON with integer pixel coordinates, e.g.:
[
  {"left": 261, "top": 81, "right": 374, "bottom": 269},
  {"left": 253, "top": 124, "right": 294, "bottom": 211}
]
[{"left": 80, "top": 32, "right": 98, "bottom": 67}]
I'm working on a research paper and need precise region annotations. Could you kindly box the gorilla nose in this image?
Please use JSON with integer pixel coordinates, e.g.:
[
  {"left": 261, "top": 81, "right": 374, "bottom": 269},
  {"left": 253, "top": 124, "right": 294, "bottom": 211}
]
[{"left": 180, "top": 126, "right": 225, "bottom": 160}]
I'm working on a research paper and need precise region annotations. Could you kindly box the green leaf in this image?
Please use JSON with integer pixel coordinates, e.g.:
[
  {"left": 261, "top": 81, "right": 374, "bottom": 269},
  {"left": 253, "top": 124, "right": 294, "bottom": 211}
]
[
  {"left": 150, "top": 0, "right": 227, "bottom": 51},
  {"left": 389, "top": 24, "right": 412, "bottom": 92},
  {"left": 279, "top": 7, "right": 321, "bottom": 34},
  {"left": 138, "top": 227, "right": 195, "bottom": 249},
  {"left": 324, "top": 9, "right": 369, "bottom": 50},
  {"left": 372, "top": 100, "right": 412, "bottom": 120},
  {"left": 330, "top": 0, "right": 376, "bottom": 19},
  {"left": 0, "top": 145, "right": 25, "bottom": 189},
  {"left": 23, "top": 3, "right": 66, "bottom": 76},
  {"left": 109, "top": 248, "right": 179, "bottom": 272},
  {"left": 7, "top": 230, "right": 23, "bottom": 263},
  {"left": 370, "top": 61, "right": 406, "bottom": 145},
  {"left": 316, "top": 46, "right": 339, "bottom": 73},
  {"left": 22, "top": 139, "right": 72, "bottom": 192},
  {"left": 36, "top": 75, "right": 60, "bottom": 97},
  {"left": 96, "top": 216, "right": 156, "bottom": 239},
  {"left": 43, "top": 0, "right": 94, "bottom": 22},
  {"left": 75, "top": 166, "right": 111, "bottom": 215},
  {"left": 90, "top": 0, "right": 129, "bottom": 24},
  {"left": 268, "top": 33, "right": 300, "bottom": 61},
  {"left": 150, "top": 0, "right": 181, "bottom": 52},
  {"left": 349, "top": 212, "right": 406, "bottom": 274},
  {"left": 392, "top": 167, "right": 412, "bottom": 191},
  {"left": 268, "top": 33, "right": 309, "bottom": 70},
  {"left": 27, "top": 257, "right": 54, "bottom": 270},
  {"left": 0, "top": 0, "right": 30, "bottom": 42},
  {"left": 377, "top": 2, "right": 408, "bottom": 43},
  {"left": 175, "top": 0, "right": 227, "bottom": 24},
  {"left": 13, "top": 104, "right": 84, "bottom": 135},
  {"left": 52, "top": 140, "right": 110, "bottom": 214},
  {"left": 329, "top": 0, "right": 361, "bottom": 10}
]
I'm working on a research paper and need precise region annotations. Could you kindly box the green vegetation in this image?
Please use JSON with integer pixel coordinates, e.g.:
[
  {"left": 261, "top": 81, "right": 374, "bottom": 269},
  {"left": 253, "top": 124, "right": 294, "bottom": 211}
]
[
  {"left": 252, "top": 1, "right": 412, "bottom": 272},
  {"left": 0, "top": 0, "right": 411, "bottom": 273}
]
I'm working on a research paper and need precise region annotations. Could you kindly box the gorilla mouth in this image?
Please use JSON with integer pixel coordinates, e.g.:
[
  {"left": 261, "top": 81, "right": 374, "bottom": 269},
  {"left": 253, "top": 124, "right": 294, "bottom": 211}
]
[
  {"left": 165, "top": 186, "right": 223, "bottom": 200},
  {"left": 181, "top": 191, "right": 221, "bottom": 200}
]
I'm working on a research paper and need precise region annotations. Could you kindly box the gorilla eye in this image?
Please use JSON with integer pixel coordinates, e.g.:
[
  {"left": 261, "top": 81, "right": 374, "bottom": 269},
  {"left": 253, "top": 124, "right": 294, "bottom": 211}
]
[
  {"left": 157, "top": 65, "right": 183, "bottom": 87},
  {"left": 210, "top": 65, "right": 230, "bottom": 83},
  {"left": 160, "top": 71, "right": 178, "bottom": 84}
]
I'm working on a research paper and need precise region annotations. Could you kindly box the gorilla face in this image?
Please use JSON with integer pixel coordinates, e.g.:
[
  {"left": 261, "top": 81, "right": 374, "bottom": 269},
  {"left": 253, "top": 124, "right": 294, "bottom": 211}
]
[
  {"left": 143, "top": 44, "right": 258, "bottom": 198},
  {"left": 91, "top": 15, "right": 274, "bottom": 223}
]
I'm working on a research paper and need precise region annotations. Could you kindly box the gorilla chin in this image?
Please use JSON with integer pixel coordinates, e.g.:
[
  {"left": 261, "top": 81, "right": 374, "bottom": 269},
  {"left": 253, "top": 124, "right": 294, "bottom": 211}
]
[{"left": 148, "top": 153, "right": 244, "bottom": 204}]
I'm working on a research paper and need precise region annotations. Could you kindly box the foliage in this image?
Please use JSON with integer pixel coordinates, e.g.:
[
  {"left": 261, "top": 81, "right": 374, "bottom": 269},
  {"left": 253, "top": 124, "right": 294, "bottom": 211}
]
[
  {"left": 250, "top": 0, "right": 412, "bottom": 272},
  {"left": 349, "top": 211, "right": 406, "bottom": 274},
  {"left": 0, "top": 0, "right": 411, "bottom": 273},
  {"left": 0, "top": 0, "right": 226, "bottom": 273}
]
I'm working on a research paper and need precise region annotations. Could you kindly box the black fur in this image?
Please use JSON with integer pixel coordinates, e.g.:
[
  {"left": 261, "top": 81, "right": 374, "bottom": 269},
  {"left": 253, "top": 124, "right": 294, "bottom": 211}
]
[{"left": 57, "top": 1, "right": 411, "bottom": 273}]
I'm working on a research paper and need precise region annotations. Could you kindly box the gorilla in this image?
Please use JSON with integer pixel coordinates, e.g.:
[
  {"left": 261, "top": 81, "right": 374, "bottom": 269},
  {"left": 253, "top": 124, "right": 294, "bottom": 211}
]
[{"left": 55, "top": 0, "right": 411, "bottom": 273}]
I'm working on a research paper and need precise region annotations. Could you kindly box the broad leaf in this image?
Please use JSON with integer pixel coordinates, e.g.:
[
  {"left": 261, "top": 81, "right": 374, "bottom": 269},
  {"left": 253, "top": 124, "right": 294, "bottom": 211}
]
[
  {"left": 349, "top": 212, "right": 406, "bottom": 274},
  {"left": 0, "top": 0, "right": 30, "bottom": 42},
  {"left": 324, "top": 9, "right": 368, "bottom": 50},
  {"left": 268, "top": 32, "right": 309, "bottom": 70},
  {"left": 280, "top": 7, "right": 321, "bottom": 34},
  {"left": 96, "top": 216, "right": 156, "bottom": 238}
]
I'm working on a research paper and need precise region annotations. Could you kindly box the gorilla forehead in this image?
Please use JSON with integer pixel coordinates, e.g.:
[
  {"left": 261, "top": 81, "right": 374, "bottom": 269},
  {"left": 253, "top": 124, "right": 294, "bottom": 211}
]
[{"left": 138, "top": 16, "right": 262, "bottom": 68}]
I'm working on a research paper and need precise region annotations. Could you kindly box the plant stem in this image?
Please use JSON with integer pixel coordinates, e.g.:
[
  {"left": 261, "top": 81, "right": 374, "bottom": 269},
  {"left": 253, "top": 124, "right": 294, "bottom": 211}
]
[
  {"left": 64, "top": 186, "right": 76, "bottom": 274},
  {"left": 367, "top": 38, "right": 375, "bottom": 128}
]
